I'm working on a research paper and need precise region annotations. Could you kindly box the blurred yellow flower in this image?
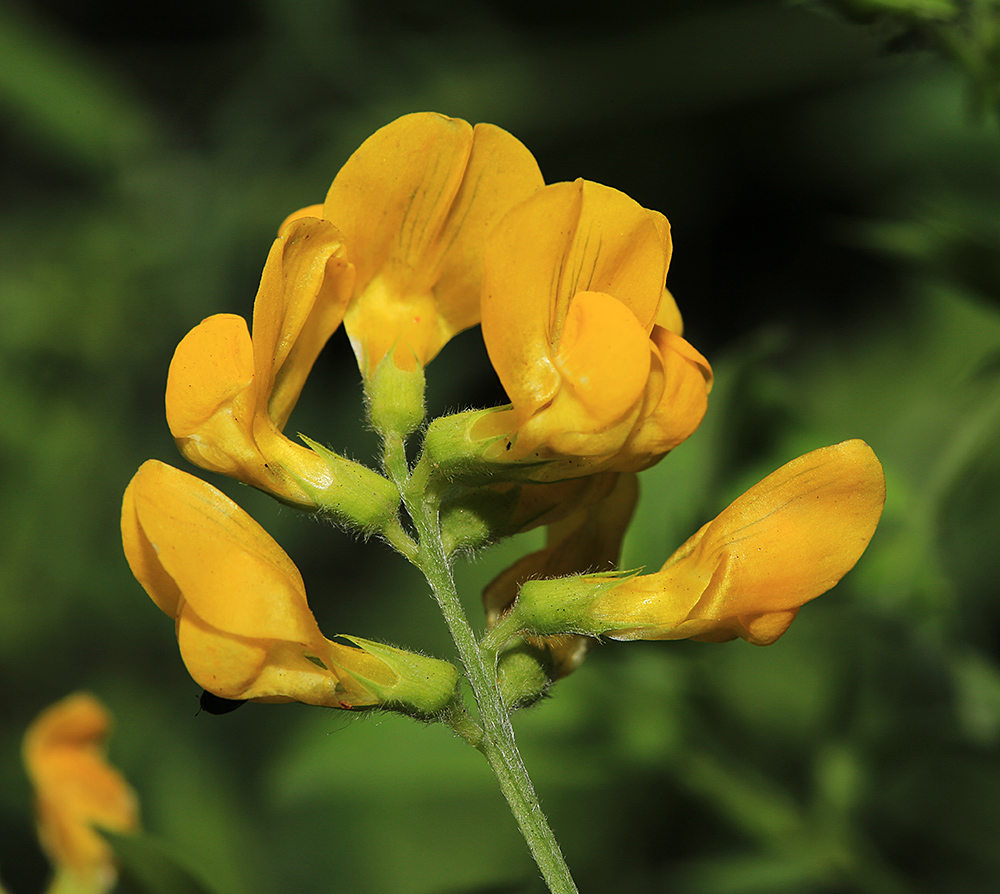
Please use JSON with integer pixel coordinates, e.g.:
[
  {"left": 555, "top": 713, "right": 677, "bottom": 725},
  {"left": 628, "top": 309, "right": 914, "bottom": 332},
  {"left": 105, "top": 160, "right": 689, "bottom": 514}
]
[
  {"left": 121, "top": 460, "right": 444, "bottom": 710},
  {"left": 23, "top": 693, "right": 139, "bottom": 894},
  {"left": 166, "top": 216, "right": 354, "bottom": 507},
  {"left": 285, "top": 111, "right": 544, "bottom": 376},
  {"left": 513, "top": 440, "right": 886, "bottom": 646},
  {"left": 479, "top": 179, "right": 712, "bottom": 479}
]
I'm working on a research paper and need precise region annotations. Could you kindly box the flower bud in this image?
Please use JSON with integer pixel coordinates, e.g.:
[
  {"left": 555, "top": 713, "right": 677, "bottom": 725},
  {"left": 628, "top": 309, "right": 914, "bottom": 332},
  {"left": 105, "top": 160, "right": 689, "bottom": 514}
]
[{"left": 365, "top": 345, "right": 427, "bottom": 439}]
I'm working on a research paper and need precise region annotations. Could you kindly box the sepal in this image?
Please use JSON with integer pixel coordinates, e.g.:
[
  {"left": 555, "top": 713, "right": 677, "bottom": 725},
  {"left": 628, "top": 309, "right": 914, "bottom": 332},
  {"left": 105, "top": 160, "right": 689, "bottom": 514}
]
[
  {"left": 340, "top": 636, "right": 461, "bottom": 720},
  {"left": 421, "top": 407, "right": 553, "bottom": 486},
  {"left": 495, "top": 641, "right": 550, "bottom": 710},
  {"left": 365, "top": 344, "right": 427, "bottom": 440},
  {"left": 487, "top": 570, "right": 640, "bottom": 645},
  {"left": 299, "top": 437, "right": 401, "bottom": 534},
  {"left": 438, "top": 484, "right": 522, "bottom": 553}
]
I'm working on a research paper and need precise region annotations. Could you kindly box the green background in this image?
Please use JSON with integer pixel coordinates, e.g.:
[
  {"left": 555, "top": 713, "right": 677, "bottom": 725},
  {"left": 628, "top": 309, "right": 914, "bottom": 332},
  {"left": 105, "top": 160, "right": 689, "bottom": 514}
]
[{"left": 2, "top": 1, "right": 1000, "bottom": 892}]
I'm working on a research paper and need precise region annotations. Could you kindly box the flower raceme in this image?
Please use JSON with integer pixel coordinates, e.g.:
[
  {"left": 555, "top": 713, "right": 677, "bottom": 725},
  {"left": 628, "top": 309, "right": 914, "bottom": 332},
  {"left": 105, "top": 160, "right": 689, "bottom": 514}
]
[
  {"left": 23, "top": 693, "right": 139, "bottom": 894},
  {"left": 476, "top": 179, "right": 712, "bottom": 480},
  {"left": 121, "top": 460, "right": 459, "bottom": 718},
  {"left": 284, "top": 111, "right": 544, "bottom": 377},
  {"left": 496, "top": 441, "right": 886, "bottom": 647}
]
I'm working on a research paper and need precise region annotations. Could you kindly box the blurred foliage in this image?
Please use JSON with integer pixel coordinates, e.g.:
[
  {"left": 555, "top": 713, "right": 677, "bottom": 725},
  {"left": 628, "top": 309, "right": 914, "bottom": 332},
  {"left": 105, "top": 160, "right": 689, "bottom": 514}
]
[
  {"left": 1, "top": 1, "right": 1000, "bottom": 893},
  {"left": 799, "top": 0, "right": 1000, "bottom": 117}
]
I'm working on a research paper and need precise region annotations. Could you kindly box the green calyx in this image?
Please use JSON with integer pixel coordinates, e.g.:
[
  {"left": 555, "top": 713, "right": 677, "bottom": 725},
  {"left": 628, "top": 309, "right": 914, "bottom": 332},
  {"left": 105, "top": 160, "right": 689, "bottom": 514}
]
[
  {"left": 342, "top": 636, "right": 461, "bottom": 720},
  {"left": 421, "top": 407, "right": 551, "bottom": 487},
  {"left": 492, "top": 570, "right": 639, "bottom": 644},
  {"left": 366, "top": 346, "right": 426, "bottom": 440},
  {"left": 495, "top": 641, "right": 551, "bottom": 710},
  {"left": 298, "top": 437, "right": 401, "bottom": 534}
]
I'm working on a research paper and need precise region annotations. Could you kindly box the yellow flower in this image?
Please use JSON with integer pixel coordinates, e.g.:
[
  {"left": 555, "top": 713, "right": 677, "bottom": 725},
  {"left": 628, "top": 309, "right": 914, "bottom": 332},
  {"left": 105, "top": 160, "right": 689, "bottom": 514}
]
[
  {"left": 484, "top": 473, "right": 639, "bottom": 680},
  {"left": 510, "top": 440, "right": 886, "bottom": 646},
  {"left": 122, "top": 460, "right": 457, "bottom": 713},
  {"left": 286, "top": 111, "right": 544, "bottom": 376},
  {"left": 166, "top": 216, "right": 355, "bottom": 507},
  {"left": 479, "top": 179, "right": 712, "bottom": 479},
  {"left": 23, "top": 693, "right": 139, "bottom": 894}
]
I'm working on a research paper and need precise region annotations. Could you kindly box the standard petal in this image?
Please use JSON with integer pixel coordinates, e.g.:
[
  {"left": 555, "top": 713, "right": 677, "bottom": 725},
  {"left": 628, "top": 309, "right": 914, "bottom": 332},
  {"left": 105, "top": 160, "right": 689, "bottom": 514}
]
[
  {"left": 556, "top": 181, "right": 668, "bottom": 332},
  {"left": 678, "top": 439, "right": 886, "bottom": 617},
  {"left": 601, "top": 440, "right": 886, "bottom": 643},
  {"left": 482, "top": 181, "right": 583, "bottom": 418},
  {"left": 429, "top": 122, "right": 545, "bottom": 338},
  {"left": 324, "top": 113, "right": 473, "bottom": 293}
]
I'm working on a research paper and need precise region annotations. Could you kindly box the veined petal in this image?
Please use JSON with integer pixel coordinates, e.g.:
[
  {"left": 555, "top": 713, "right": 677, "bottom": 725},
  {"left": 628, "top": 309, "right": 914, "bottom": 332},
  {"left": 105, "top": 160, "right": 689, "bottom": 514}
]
[
  {"left": 481, "top": 179, "right": 680, "bottom": 476},
  {"left": 325, "top": 113, "right": 544, "bottom": 372},
  {"left": 122, "top": 461, "right": 402, "bottom": 708},
  {"left": 251, "top": 216, "right": 354, "bottom": 429},
  {"left": 482, "top": 181, "right": 582, "bottom": 417},
  {"left": 556, "top": 181, "right": 668, "bottom": 332},
  {"left": 324, "top": 113, "right": 473, "bottom": 295},
  {"left": 428, "top": 122, "right": 546, "bottom": 337}
]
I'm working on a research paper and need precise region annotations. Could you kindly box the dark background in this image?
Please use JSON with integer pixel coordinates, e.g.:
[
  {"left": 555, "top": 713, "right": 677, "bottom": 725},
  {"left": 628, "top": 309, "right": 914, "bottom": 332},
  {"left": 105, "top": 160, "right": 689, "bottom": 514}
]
[{"left": 2, "top": 1, "right": 1000, "bottom": 892}]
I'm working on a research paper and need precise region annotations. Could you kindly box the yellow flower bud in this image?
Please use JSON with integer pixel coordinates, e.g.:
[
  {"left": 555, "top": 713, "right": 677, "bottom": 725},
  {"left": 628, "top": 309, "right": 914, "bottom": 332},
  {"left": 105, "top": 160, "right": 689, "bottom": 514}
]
[{"left": 23, "top": 693, "right": 139, "bottom": 894}]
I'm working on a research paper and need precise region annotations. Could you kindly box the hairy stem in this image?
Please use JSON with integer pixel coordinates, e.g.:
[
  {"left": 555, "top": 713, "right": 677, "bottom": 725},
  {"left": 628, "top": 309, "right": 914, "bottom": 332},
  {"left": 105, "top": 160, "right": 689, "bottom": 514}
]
[{"left": 402, "top": 477, "right": 578, "bottom": 894}]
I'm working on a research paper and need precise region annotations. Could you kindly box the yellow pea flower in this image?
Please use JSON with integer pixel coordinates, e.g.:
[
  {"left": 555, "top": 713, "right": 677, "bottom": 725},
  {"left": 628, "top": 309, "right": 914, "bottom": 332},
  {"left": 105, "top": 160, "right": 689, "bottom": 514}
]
[
  {"left": 284, "top": 111, "right": 544, "bottom": 376},
  {"left": 506, "top": 440, "right": 886, "bottom": 646},
  {"left": 23, "top": 693, "right": 139, "bottom": 894},
  {"left": 484, "top": 473, "right": 639, "bottom": 680},
  {"left": 121, "top": 460, "right": 458, "bottom": 715},
  {"left": 166, "top": 216, "right": 355, "bottom": 508},
  {"left": 479, "top": 179, "right": 712, "bottom": 479}
]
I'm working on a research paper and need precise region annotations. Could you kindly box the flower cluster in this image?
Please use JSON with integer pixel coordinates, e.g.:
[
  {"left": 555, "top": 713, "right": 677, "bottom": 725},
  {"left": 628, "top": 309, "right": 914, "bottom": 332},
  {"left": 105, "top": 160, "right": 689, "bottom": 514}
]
[{"left": 123, "top": 112, "right": 885, "bottom": 716}]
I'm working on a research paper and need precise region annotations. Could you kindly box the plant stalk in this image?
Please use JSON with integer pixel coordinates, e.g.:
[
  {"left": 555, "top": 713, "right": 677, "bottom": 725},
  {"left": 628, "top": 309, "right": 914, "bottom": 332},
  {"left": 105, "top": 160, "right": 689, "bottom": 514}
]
[{"left": 403, "top": 478, "right": 579, "bottom": 894}]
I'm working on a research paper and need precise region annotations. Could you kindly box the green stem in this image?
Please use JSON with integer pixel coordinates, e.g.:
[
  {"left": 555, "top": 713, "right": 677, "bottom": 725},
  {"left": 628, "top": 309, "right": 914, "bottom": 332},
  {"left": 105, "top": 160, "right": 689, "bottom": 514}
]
[{"left": 403, "top": 479, "right": 579, "bottom": 894}]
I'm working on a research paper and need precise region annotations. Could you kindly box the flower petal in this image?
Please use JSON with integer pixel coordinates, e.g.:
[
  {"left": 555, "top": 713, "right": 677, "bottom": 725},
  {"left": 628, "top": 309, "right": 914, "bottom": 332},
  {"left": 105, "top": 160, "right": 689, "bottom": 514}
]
[
  {"left": 165, "top": 313, "right": 254, "bottom": 438},
  {"left": 429, "top": 122, "right": 545, "bottom": 338},
  {"left": 482, "top": 181, "right": 582, "bottom": 417},
  {"left": 250, "top": 216, "right": 354, "bottom": 429},
  {"left": 23, "top": 694, "right": 139, "bottom": 891},
  {"left": 324, "top": 113, "right": 474, "bottom": 295},
  {"left": 123, "top": 460, "right": 319, "bottom": 644},
  {"left": 604, "top": 440, "right": 886, "bottom": 643}
]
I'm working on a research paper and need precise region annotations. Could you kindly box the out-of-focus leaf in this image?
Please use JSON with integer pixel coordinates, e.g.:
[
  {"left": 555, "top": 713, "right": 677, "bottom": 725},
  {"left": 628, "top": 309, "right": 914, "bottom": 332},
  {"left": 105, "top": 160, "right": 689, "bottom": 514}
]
[{"left": 105, "top": 832, "right": 219, "bottom": 894}]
